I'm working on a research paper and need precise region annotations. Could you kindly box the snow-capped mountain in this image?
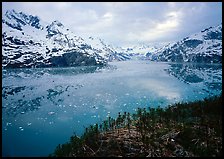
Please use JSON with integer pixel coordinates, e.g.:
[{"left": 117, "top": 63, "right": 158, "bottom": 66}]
[
  {"left": 2, "top": 9, "right": 222, "bottom": 69},
  {"left": 2, "top": 10, "right": 111, "bottom": 68},
  {"left": 153, "top": 24, "right": 222, "bottom": 63},
  {"left": 115, "top": 25, "right": 222, "bottom": 63},
  {"left": 84, "top": 36, "right": 132, "bottom": 61},
  {"left": 116, "top": 43, "right": 171, "bottom": 61}
]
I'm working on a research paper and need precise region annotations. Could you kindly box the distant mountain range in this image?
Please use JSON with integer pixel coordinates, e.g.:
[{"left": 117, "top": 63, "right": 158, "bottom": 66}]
[
  {"left": 2, "top": 9, "right": 222, "bottom": 68},
  {"left": 152, "top": 24, "right": 222, "bottom": 63}
]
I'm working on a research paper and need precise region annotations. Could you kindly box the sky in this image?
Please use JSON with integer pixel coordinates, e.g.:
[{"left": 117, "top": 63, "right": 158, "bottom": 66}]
[{"left": 2, "top": 2, "right": 222, "bottom": 47}]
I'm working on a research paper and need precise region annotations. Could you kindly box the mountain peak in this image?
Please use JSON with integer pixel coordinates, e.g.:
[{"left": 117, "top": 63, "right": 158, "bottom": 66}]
[
  {"left": 45, "top": 20, "right": 65, "bottom": 38},
  {"left": 189, "top": 23, "right": 222, "bottom": 41},
  {"left": 3, "top": 9, "right": 43, "bottom": 30},
  {"left": 5, "top": 9, "right": 18, "bottom": 18},
  {"left": 2, "top": 9, "right": 222, "bottom": 68},
  {"left": 51, "top": 20, "right": 64, "bottom": 27},
  {"left": 154, "top": 23, "right": 222, "bottom": 63}
]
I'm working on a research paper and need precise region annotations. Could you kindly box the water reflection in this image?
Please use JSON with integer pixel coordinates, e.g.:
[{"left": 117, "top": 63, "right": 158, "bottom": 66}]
[
  {"left": 165, "top": 63, "right": 222, "bottom": 95},
  {"left": 2, "top": 61, "right": 222, "bottom": 157},
  {"left": 2, "top": 64, "right": 117, "bottom": 79}
]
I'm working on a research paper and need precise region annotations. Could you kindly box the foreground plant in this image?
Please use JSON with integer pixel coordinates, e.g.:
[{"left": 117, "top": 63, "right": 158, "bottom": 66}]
[{"left": 49, "top": 94, "right": 222, "bottom": 157}]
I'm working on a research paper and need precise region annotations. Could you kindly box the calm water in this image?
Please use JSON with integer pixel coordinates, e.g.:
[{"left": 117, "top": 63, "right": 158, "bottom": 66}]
[{"left": 2, "top": 61, "right": 222, "bottom": 157}]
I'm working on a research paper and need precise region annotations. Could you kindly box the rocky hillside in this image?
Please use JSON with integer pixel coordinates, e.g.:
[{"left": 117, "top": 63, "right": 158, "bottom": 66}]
[
  {"left": 153, "top": 24, "right": 222, "bottom": 63},
  {"left": 2, "top": 10, "right": 112, "bottom": 68},
  {"left": 2, "top": 9, "right": 222, "bottom": 68}
]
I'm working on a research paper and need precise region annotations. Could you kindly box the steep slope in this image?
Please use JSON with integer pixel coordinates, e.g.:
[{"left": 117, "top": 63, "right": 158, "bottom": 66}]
[
  {"left": 85, "top": 36, "right": 133, "bottom": 61},
  {"left": 2, "top": 10, "right": 107, "bottom": 68},
  {"left": 154, "top": 24, "right": 222, "bottom": 63},
  {"left": 2, "top": 9, "right": 222, "bottom": 68}
]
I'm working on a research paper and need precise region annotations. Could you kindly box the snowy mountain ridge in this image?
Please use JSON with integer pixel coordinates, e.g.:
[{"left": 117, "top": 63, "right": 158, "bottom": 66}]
[
  {"left": 2, "top": 9, "right": 222, "bottom": 68},
  {"left": 153, "top": 24, "right": 222, "bottom": 63},
  {"left": 2, "top": 10, "right": 115, "bottom": 68}
]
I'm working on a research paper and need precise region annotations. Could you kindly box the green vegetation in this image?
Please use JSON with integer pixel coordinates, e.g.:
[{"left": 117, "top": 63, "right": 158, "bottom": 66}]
[{"left": 49, "top": 94, "right": 222, "bottom": 157}]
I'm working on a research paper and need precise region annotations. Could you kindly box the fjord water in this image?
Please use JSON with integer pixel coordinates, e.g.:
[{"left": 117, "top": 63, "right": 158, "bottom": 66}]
[{"left": 2, "top": 61, "right": 222, "bottom": 157}]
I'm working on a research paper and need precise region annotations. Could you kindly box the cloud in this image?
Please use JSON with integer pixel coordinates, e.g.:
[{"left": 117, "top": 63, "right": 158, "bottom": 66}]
[
  {"left": 2, "top": 2, "right": 222, "bottom": 46},
  {"left": 54, "top": 2, "right": 71, "bottom": 10},
  {"left": 103, "top": 12, "right": 113, "bottom": 20},
  {"left": 125, "top": 10, "right": 182, "bottom": 44}
]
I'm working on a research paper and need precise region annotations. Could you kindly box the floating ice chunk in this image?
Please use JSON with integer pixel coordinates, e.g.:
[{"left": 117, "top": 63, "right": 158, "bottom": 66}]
[
  {"left": 27, "top": 123, "right": 32, "bottom": 126},
  {"left": 123, "top": 103, "right": 127, "bottom": 106},
  {"left": 6, "top": 122, "right": 12, "bottom": 126},
  {"left": 21, "top": 111, "right": 25, "bottom": 114},
  {"left": 125, "top": 93, "right": 130, "bottom": 96},
  {"left": 48, "top": 111, "right": 55, "bottom": 115},
  {"left": 95, "top": 94, "right": 101, "bottom": 97}
]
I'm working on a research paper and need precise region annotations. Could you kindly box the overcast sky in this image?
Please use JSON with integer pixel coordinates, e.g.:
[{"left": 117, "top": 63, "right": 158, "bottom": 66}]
[{"left": 2, "top": 2, "right": 222, "bottom": 47}]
